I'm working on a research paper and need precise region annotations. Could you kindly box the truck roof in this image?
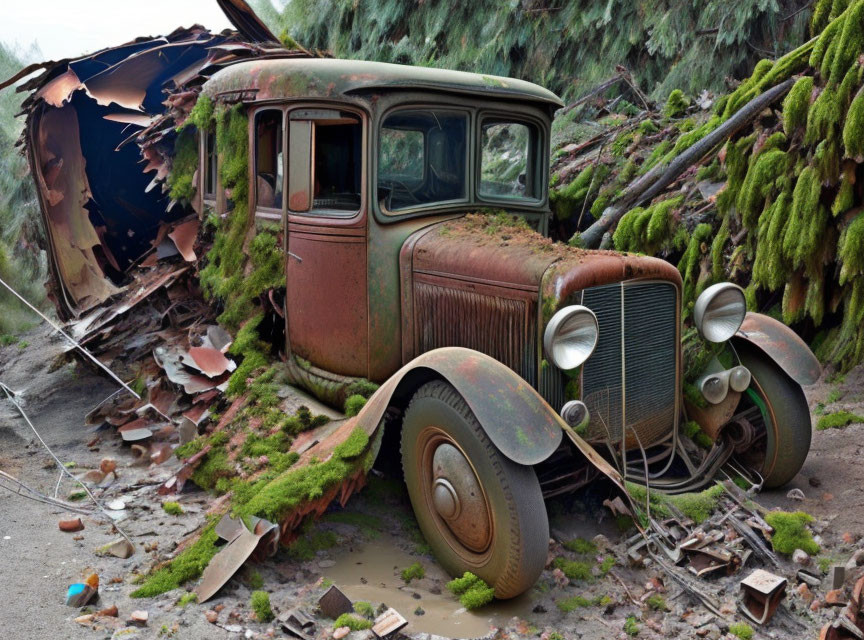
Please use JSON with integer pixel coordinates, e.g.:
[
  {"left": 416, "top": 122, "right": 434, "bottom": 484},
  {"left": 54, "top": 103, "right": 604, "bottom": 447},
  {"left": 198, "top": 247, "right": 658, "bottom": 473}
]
[{"left": 203, "top": 57, "right": 564, "bottom": 108}]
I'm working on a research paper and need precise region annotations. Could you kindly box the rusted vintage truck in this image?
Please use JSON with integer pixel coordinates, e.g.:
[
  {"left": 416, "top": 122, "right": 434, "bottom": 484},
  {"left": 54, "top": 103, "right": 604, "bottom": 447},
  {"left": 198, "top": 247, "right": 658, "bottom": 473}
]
[
  {"left": 191, "top": 58, "right": 821, "bottom": 596},
  {"left": 7, "top": 4, "right": 820, "bottom": 600}
]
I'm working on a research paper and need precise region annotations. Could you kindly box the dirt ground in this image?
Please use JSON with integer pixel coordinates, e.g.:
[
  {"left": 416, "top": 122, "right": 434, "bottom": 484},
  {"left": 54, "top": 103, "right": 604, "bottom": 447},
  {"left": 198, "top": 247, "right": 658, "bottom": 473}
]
[{"left": 0, "top": 325, "right": 862, "bottom": 640}]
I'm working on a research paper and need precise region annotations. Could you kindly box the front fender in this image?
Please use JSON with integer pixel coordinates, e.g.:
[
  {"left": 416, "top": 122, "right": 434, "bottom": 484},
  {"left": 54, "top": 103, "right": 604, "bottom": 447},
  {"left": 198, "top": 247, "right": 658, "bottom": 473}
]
[
  {"left": 353, "top": 347, "right": 562, "bottom": 465},
  {"left": 732, "top": 312, "right": 821, "bottom": 386}
]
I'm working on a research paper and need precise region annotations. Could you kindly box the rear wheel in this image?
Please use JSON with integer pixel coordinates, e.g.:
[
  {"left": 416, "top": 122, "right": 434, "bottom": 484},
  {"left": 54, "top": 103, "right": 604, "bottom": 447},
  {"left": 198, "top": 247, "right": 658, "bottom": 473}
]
[
  {"left": 736, "top": 345, "right": 812, "bottom": 488},
  {"left": 401, "top": 381, "right": 549, "bottom": 599}
]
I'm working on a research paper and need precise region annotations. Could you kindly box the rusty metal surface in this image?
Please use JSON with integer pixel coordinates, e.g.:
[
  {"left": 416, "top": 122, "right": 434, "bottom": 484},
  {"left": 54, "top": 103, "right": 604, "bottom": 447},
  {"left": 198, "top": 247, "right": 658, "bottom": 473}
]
[
  {"left": 734, "top": 312, "right": 822, "bottom": 386},
  {"left": 287, "top": 229, "right": 368, "bottom": 378},
  {"left": 427, "top": 437, "right": 492, "bottom": 553},
  {"left": 739, "top": 568, "right": 787, "bottom": 625},
  {"left": 195, "top": 522, "right": 262, "bottom": 603},
  {"left": 352, "top": 346, "right": 563, "bottom": 466},
  {"left": 202, "top": 58, "right": 563, "bottom": 107},
  {"left": 685, "top": 390, "right": 742, "bottom": 441}
]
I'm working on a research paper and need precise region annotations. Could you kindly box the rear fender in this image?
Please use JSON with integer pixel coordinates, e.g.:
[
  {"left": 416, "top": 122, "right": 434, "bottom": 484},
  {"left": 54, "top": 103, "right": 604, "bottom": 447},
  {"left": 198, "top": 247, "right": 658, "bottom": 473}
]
[
  {"left": 353, "top": 347, "right": 563, "bottom": 466},
  {"left": 732, "top": 312, "right": 821, "bottom": 386}
]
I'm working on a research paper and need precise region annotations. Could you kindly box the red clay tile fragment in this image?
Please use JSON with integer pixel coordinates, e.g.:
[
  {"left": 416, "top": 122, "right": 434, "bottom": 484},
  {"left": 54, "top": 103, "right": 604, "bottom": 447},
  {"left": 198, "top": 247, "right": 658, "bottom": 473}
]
[{"left": 59, "top": 517, "right": 84, "bottom": 532}]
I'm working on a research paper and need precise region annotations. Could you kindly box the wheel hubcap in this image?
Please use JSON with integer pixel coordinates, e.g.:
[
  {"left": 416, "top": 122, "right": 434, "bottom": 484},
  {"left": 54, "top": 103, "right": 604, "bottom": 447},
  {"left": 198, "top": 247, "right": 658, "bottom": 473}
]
[{"left": 429, "top": 441, "right": 492, "bottom": 553}]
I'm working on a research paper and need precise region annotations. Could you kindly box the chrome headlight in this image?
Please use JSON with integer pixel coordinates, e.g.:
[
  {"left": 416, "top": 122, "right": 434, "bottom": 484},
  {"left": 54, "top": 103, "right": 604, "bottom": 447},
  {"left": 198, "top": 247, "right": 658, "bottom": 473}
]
[
  {"left": 694, "top": 283, "right": 746, "bottom": 343},
  {"left": 544, "top": 305, "right": 599, "bottom": 370}
]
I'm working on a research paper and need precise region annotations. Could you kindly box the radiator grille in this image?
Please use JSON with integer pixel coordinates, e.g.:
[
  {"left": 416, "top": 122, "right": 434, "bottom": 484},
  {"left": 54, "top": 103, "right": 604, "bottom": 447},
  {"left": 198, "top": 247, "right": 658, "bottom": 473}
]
[
  {"left": 414, "top": 282, "right": 537, "bottom": 386},
  {"left": 581, "top": 281, "right": 678, "bottom": 448}
]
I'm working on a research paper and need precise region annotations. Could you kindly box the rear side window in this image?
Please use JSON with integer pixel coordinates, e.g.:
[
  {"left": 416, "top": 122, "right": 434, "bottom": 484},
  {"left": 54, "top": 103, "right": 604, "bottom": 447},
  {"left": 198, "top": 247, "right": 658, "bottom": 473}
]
[
  {"left": 255, "top": 110, "right": 284, "bottom": 211},
  {"left": 378, "top": 109, "right": 468, "bottom": 212},
  {"left": 479, "top": 120, "right": 539, "bottom": 201}
]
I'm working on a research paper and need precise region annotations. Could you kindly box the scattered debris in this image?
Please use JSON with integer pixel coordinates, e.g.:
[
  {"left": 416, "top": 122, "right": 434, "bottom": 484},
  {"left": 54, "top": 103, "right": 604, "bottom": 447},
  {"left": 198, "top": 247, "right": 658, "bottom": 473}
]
[
  {"left": 371, "top": 607, "right": 408, "bottom": 638},
  {"left": 65, "top": 574, "right": 98, "bottom": 607},
  {"left": 127, "top": 610, "right": 148, "bottom": 627},
  {"left": 318, "top": 585, "right": 353, "bottom": 619},
  {"left": 58, "top": 517, "right": 84, "bottom": 532},
  {"left": 739, "top": 569, "right": 787, "bottom": 625}
]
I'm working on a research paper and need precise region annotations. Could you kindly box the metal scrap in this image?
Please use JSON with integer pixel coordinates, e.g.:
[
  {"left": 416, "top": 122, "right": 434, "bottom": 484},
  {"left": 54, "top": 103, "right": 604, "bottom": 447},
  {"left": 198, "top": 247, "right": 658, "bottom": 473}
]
[
  {"left": 739, "top": 569, "right": 787, "bottom": 625},
  {"left": 372, "top": 608, "right": 408, "bottom": 638},
  {"left": 318, "top": 585, "right": 353, "bottom": 619},
  {"left": 194, "top": 514, "right": 280, "bottom": 602}
]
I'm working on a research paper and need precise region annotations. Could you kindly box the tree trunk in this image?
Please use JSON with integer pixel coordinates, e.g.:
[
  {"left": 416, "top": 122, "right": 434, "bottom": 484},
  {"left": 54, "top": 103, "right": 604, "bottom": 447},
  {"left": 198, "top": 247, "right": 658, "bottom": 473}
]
[{"left": 579, "top": 78, "right": 795, "bottom": 249}]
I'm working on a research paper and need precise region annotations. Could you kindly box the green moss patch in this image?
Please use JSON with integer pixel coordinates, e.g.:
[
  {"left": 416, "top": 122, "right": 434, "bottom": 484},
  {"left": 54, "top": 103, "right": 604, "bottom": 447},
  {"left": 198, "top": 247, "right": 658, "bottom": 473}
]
[
  {"left": 250, "top": 591, "right": 273, "bottom": 622},
  {"left": 764, "top": 510, "right": 820, "bottom": 555},
  {"left": 729, "top": 622, "right": 754, "bottom": 640},
  {"left": 131, "top": 522, "right": 220, "bottom": 597},
  {"left": 162, "top": 501, "right": 184, "bottom": 516},
  {"left": 626, "top": 483, "right": 725, "bottom": 524},
  {"left": 446, "top": 572, "right": 495, "bottom": 610},
  {"left": 332, "top": 613, "right": 372, "bottom": 630},
  {"left": 817, "top": 410, "right": 864, "bottom": 430}
]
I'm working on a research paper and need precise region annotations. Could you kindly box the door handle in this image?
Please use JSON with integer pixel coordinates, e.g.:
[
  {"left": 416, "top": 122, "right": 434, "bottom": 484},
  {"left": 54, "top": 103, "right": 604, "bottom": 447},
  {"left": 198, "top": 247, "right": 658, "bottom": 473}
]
[{"left": 287, "top": 250, "right": 303, "bottom": 263}]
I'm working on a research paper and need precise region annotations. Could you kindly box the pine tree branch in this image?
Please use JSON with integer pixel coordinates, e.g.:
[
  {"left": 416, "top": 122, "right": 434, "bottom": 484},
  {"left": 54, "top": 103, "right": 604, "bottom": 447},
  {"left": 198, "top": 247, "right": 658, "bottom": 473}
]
[{"left": 579, "top": 78, "right": 795, "bottom": 249}]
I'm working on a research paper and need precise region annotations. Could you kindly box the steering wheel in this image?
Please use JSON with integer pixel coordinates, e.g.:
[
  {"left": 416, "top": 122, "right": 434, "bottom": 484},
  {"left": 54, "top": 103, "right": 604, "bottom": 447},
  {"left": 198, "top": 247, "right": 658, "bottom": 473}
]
[{"left": 382, "top": 177, "right": 422, "bottom": 207}]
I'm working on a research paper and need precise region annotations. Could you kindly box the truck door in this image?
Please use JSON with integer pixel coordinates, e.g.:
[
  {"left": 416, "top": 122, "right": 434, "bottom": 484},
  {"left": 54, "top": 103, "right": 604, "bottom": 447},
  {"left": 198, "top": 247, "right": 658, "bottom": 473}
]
[{"left": 282, "top": 107, "right": 368, "bottom": 378}]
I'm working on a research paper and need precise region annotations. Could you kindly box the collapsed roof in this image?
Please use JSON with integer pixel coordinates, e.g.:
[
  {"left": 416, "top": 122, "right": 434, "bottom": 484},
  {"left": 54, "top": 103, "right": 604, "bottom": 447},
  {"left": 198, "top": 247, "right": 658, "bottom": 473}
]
[{"left": 0, "top": 0, "right": 310, "bottom": 319}]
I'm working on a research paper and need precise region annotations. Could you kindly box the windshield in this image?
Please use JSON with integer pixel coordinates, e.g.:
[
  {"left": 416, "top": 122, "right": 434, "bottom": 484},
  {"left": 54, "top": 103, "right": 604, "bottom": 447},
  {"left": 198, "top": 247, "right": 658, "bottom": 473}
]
[{"left": 378, "top": 109, "right": 467, "bottom": 212}]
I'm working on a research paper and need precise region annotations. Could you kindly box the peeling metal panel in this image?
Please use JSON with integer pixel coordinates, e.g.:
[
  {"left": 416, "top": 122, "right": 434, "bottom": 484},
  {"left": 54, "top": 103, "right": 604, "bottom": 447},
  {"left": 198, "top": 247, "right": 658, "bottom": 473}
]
[
  {"left": 32, "top": 104, "right": 121, "bottom": 310},
  {"left": 734, "top": 312, "right": 821, "bottom": 386},
  {"left": 352, "top": 347, "right": 563, "bottom": 466}
]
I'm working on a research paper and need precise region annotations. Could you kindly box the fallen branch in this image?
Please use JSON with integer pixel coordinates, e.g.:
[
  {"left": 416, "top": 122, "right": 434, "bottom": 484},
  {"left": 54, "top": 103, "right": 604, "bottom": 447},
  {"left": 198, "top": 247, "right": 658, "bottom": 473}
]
[
  {"left": 579, "top": 78, "right": 795, "bottom": 249},
  {"left": 560, "top": 74, "right": 624, "bottom": 114}
]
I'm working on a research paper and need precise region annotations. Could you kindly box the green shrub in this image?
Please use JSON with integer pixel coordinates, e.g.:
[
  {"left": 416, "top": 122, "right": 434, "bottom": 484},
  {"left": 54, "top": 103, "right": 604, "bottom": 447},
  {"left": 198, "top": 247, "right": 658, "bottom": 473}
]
[
  {"left": 624, "top": 616, "right": 640, "bottom": 636},
  {"left": 401, "top": 561, "right": 425, "bottom": 583},
  {"left": 353, "top": 601, "right": 375, "bottom": 619},
  {"left": 250, "top": 591, "right": 273, "bottom": 622}
]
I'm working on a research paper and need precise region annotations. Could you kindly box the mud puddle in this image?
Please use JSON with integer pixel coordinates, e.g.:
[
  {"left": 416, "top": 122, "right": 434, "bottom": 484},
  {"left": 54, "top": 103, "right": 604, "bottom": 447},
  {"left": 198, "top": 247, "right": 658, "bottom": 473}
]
[{"left": 321, "top": 534, "right": 535, "bottom": 638}]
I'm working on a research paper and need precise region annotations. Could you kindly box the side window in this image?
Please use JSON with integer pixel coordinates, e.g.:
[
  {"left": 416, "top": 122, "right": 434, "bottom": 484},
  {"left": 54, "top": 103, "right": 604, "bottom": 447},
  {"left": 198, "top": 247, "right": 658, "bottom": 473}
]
[
  {"left": 255, "top": 110, "right": 284, "bottom": 211},
  {"left": 287, "top": 109, "right": 362, "bottom": 215},
  {"left": 203, "top": 131, "right": 217, "bottom": 201},
  {"left": 479, "top": 120, "right": 539, "bottom": 201}
]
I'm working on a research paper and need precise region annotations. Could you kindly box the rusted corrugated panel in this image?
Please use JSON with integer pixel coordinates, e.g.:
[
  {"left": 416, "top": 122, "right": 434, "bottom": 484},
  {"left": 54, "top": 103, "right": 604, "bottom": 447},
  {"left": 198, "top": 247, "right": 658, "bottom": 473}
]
[{"left": 413, "top": 276, "right": 537, "bottom": 385}]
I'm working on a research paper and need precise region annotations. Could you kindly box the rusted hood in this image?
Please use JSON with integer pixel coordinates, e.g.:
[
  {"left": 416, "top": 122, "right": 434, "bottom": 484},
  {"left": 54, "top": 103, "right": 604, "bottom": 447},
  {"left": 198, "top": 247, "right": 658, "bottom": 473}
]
[{"left": 408, "top": 215, "right": 682, "bottom": 297}]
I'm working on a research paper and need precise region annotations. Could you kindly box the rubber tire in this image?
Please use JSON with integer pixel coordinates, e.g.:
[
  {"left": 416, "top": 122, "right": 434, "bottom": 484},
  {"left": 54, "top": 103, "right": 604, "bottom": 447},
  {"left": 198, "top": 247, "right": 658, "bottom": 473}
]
[
  {"left": 737, "top": 344, "right": 812, "bottom": 488},
  {"left": 401, "top": 381, "right": 549, "bottom": 599}
]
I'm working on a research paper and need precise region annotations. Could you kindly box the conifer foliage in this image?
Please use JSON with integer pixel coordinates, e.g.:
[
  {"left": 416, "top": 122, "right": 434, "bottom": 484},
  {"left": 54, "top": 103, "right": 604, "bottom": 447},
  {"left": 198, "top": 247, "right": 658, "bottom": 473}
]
[{"left": 259, "top": 0, "right": 812, "bottom": 102}]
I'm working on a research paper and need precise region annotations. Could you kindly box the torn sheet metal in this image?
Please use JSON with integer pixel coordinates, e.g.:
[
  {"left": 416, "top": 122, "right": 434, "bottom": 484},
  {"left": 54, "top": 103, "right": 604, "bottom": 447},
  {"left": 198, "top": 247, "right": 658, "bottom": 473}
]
[
  {"left": 195, "top": 514, "right": 279, "bottom": 602},
  {"left": 167, "top": 219, "right": 199, "bottom": 262},
  {"left": 181, "top": 347, "right": 237, "bottom": 378}
]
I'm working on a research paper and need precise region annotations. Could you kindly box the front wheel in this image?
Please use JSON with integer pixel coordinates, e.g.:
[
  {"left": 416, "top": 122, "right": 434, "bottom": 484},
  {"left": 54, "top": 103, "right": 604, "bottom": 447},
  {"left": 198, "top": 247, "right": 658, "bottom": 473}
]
[
  {"left": 401, "top": 381, "right": 549, "bottom": 599},
  {"left": 736, "top": 344, "right": 812, "bottom": 488}
]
